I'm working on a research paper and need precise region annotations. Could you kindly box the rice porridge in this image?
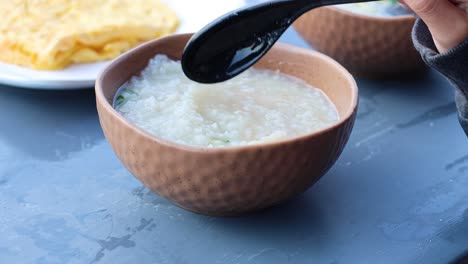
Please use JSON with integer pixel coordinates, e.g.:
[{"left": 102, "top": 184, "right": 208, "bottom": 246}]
[{"left": 115, "top": 55, "right": 339, "bottom": 147}]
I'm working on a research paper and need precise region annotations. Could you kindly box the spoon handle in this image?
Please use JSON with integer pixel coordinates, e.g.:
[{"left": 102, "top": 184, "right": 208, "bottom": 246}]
[
  {"left": 318, "top": 0, "right": 378, "bottom": 5},
  {"left": 296, "top": 0, "right": 379, "bottom": 15}
]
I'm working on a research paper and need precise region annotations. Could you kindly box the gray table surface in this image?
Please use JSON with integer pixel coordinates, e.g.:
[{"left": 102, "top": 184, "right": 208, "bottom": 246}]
[{"left": 1, "top": 25, "right": 468, "bottom": 264}]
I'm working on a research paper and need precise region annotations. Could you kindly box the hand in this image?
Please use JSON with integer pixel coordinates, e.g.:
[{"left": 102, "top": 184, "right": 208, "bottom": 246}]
[{"left": 399, "top": 0, "right": 468, "bottom": 53}]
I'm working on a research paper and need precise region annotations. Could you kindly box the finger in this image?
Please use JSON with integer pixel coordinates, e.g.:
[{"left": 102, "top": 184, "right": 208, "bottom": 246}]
[
  {"left": 457, "top": 2, "right": 468, "bottom": 13},
  {"left": 450, "top": 0, "right": 468, "bottom": 4},
  {"left": 450, "top": 0, "right": 468, "bottom": 13},
  {"left": 405, "top": 0, "right": 459, "bottom": 24},
  {"left": 404, "top": 0, "right": 468, "bottom": 52}
]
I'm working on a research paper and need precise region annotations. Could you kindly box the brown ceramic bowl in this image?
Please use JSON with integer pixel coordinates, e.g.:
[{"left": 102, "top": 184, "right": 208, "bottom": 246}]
[
  {"left": 293, "top": 6, "right": 426, "bottom": 78},
  {"left": 95, "top": 33, "right": 358, "bottom": 216}
]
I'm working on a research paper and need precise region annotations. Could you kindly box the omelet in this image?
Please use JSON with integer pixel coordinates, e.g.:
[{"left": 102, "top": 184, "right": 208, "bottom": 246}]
[{"left": 0, "top": 0, "right": 179, "bottom": 70}]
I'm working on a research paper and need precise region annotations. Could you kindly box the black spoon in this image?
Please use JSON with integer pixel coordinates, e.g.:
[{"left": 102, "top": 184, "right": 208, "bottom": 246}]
[{"left": 182, "top": 0, "right": 377, "bottom": 84}]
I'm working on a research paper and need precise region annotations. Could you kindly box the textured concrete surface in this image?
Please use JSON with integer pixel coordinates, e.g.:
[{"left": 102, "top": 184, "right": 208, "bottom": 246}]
[{"left": 0, "top": 20, "right": 467, "bottom": 264}]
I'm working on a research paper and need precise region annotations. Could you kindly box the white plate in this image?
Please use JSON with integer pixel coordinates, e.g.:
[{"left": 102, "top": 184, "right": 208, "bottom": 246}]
[{"left": 0, "top": 0, "right": 246, "bottom": 90}]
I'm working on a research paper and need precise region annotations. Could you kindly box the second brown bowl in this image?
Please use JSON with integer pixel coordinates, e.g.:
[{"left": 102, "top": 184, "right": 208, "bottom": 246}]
[
  {"left": 294, "top": 6, "right": 426, "bottom": 78},
  {"left": 96, "top": 33, "right": 358, "bottom": 216}
]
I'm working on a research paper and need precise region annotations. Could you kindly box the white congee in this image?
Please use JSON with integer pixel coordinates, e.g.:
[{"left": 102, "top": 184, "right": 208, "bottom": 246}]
[{"left": 115, "top": 55, "right": 339, "bottom": 147}]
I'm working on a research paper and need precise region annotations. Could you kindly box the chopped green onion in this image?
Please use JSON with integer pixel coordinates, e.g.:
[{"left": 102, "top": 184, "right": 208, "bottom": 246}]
[
  {"left": 210, "top": 138, "right": 231, "bottom": 144},
  {"left": 115, "top": 95, "right": 126, "bottom": 107}
]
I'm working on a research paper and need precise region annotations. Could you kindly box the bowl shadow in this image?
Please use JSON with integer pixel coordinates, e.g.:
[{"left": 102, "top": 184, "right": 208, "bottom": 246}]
[{"left": 205, "top": 193, "right": 328, "bottom": 244}]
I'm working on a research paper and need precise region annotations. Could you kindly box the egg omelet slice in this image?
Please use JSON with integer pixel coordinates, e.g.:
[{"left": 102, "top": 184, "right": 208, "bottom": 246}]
[{"left": 0, "top": 0, "right": 179, "bottom": 70}]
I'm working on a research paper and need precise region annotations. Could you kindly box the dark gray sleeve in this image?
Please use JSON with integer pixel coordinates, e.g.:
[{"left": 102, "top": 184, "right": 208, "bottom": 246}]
[{"left": 412, "top": 19, "right": 468, "bottom": 136}]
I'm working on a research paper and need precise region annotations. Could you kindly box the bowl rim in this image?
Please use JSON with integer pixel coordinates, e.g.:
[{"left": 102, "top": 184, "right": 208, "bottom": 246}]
[
  {"left": 325, "top": 5, "right": 415, "bottom": 22},
  {"left": 95, "top": 33, "right": 358, "bottom": 153}
]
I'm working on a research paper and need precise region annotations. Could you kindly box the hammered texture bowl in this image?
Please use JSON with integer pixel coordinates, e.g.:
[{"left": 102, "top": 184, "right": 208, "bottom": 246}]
[
  {"left": 96, "top": 33, "right": 358, "bottom": 216},
  {"left": 294, "top": 6, "right": 426, "bottom": 78}
]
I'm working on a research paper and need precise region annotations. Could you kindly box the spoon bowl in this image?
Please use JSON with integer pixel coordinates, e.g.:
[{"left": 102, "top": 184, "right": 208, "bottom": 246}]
[{"left": 182, "top": 0, "right": 376, "bottom": 83}]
